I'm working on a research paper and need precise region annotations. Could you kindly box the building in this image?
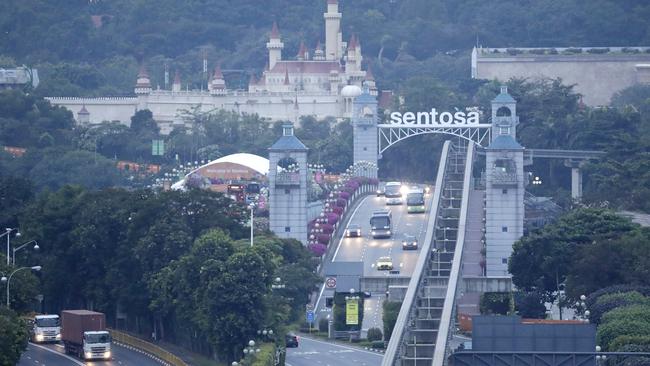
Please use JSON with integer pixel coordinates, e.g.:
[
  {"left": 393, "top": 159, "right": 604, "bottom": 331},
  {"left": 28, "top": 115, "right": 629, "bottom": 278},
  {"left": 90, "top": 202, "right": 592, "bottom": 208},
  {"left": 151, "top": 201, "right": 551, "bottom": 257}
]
[
  {"left": 472, "top": 46, "right": 650, "bottom": 106},
  {"left": 47, "top": 0, "right": 376, "bottom": 134},
  {"left": 0, "top": 67, "right": 39, "bottom": 90}
]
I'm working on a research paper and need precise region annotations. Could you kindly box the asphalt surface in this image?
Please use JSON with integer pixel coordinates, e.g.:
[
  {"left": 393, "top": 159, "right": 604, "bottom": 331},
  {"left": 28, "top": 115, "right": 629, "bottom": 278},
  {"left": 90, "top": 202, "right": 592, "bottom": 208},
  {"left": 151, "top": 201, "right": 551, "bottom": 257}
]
[
  {"left": 19, "top": 342, "right": 163, "bottom": 366},
  {"left": 285, "top": 336, "right": 383, "bottom": 366}
]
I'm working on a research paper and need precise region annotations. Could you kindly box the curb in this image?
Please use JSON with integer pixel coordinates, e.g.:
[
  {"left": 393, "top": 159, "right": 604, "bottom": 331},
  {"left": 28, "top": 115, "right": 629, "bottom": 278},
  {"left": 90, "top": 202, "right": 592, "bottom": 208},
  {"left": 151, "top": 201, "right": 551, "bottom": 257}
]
[{"left": 114, "top": 341, "right": 170, "bottom": 366}]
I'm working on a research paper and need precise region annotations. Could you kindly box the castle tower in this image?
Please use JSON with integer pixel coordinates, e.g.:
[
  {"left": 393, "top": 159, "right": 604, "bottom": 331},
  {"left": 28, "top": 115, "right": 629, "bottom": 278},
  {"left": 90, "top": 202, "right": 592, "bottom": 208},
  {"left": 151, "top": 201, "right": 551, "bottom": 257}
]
[
  {"left": 209, "top": 65, "right": 226, "bottom": 96},
  {"left": 352, "top": 87, "right": 378, "bottom": 178},
  {"left": 266, "top": 22, "right": 284, "bottom": 70},
  {"left": 77, "top": 105, "right": 90, "bottom": 125},
  {"left": 297, "top": 41, "right": 308, "bottom": 61},
  {"left": 485, "top": 86, "right": 524, "bottom": 277},
  {"left": 172, "top": 71, "right": 181, "bottom": 92},
  {"left": 313, "top": 41, "right": 325, "bottom": 61},
  {"left": 324, "top": 0, "right": 342, "bottom": 60},
  {"left": 345, "top": 35, "right": 359, "bottom": 73},
  {"left": 269, "top": 123, "right": 309, "bottom": 244},
  {"left": 364, "top": 66, "right": 378, "bottom": 96},
  {"left": 134, "top": 65, "right": 152, "bottom": 110}
]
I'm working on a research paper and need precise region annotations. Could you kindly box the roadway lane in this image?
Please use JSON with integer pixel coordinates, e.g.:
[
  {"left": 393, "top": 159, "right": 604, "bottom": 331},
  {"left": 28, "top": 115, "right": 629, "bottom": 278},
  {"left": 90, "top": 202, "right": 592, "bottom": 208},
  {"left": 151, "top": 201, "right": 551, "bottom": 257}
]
[
  {"left": 19, "top": 342, "right": 163, "bottom": 366},
  {"left": 333, "top": 191, "right": 433, "bottom": 278},
  {"left": 286, "top": 335, "right": 383, "bottom": 366}
]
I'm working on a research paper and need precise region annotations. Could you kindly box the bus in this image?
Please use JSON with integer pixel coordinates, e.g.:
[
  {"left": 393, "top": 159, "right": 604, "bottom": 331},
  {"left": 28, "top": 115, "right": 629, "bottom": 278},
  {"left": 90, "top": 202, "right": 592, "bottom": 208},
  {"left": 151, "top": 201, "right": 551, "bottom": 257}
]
[
  {"left": 384, "top": 181, "right": 403, "bottom": 205},
  {"left": 370, "top": 209, "right": 392, "bottom": 238},
  {"left": 407, "top": 187, "right": 425, "bottom": 213}
]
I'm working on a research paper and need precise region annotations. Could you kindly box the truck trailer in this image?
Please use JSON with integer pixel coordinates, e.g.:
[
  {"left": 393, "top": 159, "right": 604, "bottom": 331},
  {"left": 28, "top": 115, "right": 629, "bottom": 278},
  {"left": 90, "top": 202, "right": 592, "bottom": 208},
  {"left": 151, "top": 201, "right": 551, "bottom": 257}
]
[{"left": 61, "top": 310, "right": 112, "bottom": 360}]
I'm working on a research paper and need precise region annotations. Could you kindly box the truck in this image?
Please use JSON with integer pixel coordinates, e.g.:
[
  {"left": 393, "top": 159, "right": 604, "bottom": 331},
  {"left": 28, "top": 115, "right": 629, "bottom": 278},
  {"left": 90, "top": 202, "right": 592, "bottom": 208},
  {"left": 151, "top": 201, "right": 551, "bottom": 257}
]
[
  {"left": 370, "top": 209, "right": 393, "bottom": 238},
  {"left": 31, "top": 314, "right": 61, "bottom": 343},
  {"left": 61, "top": 310, "right": 112, "bottom": 361}
]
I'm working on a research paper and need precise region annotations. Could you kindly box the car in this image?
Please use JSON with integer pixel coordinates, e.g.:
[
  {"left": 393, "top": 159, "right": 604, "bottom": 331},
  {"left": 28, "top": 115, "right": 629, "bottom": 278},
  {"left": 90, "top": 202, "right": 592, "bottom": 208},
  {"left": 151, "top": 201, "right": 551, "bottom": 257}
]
[
  {"left": 285, "top": 333, "right": 299, "bottom": 348},
  {"left": 376, "top": 184, "right": 385, "bottom": 196},
  {"left": 386, "top": 197, "right": 402, "bottom": 205},
  {"left": 376, "top": 256, "right": 394, "bottom": 270},
  {"left": 402, "top": 234, "right": 418, "bottom": 250},
  {"left": 346, "top": 224, "right": 362, "bottom": 237}
]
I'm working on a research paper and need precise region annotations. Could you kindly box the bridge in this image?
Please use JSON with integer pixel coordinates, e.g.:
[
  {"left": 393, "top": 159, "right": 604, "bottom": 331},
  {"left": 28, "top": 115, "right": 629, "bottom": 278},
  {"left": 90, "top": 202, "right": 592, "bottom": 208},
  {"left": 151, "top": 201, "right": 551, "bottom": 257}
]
[{"left": 271, "top": 86, "right": 605, "bottom": 366}]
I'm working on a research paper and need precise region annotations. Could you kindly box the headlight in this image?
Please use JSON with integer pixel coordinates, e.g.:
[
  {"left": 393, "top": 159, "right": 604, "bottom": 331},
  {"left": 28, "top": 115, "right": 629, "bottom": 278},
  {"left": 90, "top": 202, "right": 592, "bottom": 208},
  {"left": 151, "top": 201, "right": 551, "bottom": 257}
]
[
  {"left": 36, "top": 334, "right": 44, "bottom": 342},
  {"left": 56, "top": 334, "right": 61, "bottom": 339},
  {"left": 104, "top": 351, "right": 111, "bottom": 359},
  {"left": 387, "top": 230, "right": 391, "bottom": 235},
  {"left": 371, "top": 231, "right": 376, "bottom": 235},
  {"left": 85, "top": 352, "right": 92, "bottom": 359}
]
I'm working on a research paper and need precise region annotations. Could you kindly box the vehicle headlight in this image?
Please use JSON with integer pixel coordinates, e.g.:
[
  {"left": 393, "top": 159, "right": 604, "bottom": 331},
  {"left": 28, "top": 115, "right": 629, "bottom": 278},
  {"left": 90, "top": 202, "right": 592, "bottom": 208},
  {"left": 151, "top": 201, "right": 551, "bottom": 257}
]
[
  {"left": 104, "top": 351, "right": 111, "bottom": 359},
  {"left": 372, "top": 231, "right": 376, "bottom": 235},
  {"left": 387, "top": 230, "right": 391, "bottom": 235},
  {"left": 36, "top": 334, "right": 44, "bottom": 341},
  {"left": 85, "top": 352, "right": 92, "bottom": 359},
  {"left": 56, "top": 334, "right": 61, "bottom": 339}
]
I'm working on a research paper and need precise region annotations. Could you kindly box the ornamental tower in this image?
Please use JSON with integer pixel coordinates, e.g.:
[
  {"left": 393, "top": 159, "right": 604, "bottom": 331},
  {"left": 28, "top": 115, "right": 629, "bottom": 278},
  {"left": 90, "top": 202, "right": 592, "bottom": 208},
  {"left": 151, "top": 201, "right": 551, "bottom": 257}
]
[
  {"left": 324, "top": 0, "right": 342, "bottom": 60},
  {"left": 352, "top": 87, "right": 379, "bottom": 178},
  {"left": 266, "top": 22, "right": 284, "bottom": 70},
  {"left": 134, "top": 65, "right": 152, "bottom": 110}
]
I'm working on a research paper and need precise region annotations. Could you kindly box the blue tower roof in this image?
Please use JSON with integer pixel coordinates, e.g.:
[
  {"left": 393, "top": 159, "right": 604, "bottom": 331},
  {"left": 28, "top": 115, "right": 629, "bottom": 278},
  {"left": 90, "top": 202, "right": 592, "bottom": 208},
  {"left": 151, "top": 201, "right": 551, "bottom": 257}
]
[
  {"left": 487, "top": 135, "right": 523, "bottom": 150},
  {"left": 492, "top": 86, "right": 516, "bottom": 104}
]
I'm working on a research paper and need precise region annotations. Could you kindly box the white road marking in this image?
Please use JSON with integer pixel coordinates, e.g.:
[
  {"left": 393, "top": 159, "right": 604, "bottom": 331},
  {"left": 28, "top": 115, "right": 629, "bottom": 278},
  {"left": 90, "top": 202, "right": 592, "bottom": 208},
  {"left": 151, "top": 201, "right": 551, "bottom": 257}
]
[
  {"left": 298, "top": 336, "right": 383, "bottom": 357},
  {"left": 27, "top": 343, "right": 84, "bottom": 365},
  {"left": 332, "top": 196, "right": 369, "bottom": 261}
]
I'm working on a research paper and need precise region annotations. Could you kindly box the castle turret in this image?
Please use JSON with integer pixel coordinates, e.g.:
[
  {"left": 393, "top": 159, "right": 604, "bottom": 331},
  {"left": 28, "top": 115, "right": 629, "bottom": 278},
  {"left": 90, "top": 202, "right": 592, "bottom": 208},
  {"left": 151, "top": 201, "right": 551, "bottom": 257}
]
[
  {"left": 172, "top": 71, "right": 181, "bottom": 92},
  {"left": 324, "top": 0, "right": 342, "bottom": 60},
  {"left": 345, "top": 35, "right": 359, "bottom": 73},
  {"left": 210, "top": 65, "right": 226, "bottom": 96},
  {"left": 266, "top": 22, "right": 284, "bottom": 70},
  {"left": 364, "top": 66, "right": 378, "bottom": 96},
  {"left": 135, "top": 65, "right": 152, "bottom": 110},
  {"left": 297, "top": 41, "right": 308, "bottom": 61},
  {"left": 313, "top": 41, "right": 325, "bottom": 61}
]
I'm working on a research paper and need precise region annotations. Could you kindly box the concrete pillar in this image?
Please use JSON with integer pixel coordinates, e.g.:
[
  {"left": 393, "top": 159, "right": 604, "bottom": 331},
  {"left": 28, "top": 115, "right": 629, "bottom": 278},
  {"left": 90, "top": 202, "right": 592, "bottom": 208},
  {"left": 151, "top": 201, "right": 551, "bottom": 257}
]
[{"left": 571, "top": 165, "right": 583, "bottom": 200}]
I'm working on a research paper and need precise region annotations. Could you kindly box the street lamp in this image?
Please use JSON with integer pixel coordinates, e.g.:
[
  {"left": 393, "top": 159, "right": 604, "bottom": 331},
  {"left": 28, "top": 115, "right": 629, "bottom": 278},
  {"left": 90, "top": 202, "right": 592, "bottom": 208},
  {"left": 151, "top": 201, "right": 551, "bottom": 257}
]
[
  {"left": 241, "top": 340, "right": 260, "bottom": 365},
  {"left": 12, "top": 240, "right": 39, "bottom": 266},
  {"left": 249, "top": 203, "right": 255, "bottom": 247},
  {"left": 2, "top": 228, "right": 22, "bottom": 266},
  {"left": 4, "top": 266, "right": 41, "bottom": 308}
]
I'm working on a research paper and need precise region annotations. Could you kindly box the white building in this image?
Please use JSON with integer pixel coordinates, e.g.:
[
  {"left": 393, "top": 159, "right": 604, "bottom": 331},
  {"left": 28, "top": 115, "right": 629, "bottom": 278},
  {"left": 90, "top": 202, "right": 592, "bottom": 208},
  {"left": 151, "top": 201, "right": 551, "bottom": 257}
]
[{"left": 47, "top": 0, "right": 377, "bottom": 134}]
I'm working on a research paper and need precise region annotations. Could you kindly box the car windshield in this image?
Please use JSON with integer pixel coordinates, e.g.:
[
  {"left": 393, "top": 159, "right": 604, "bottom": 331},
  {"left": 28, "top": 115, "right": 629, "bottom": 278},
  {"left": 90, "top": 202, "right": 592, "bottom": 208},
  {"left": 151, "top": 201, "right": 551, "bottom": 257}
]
[
  {"left": 85, "top": 333, "right": 111, "bottom": 343},
  {"left": 379, "top": 257, "right": 391, "bottom": 261},
  {"left": 404, "top": 235, "right": 416, "bottom": 242},
  {"left": 35, "top": 317, "right": 60, "bottom": 327},
  {"left": 349, "top": 225, "right": 360, "bottom": 230}
]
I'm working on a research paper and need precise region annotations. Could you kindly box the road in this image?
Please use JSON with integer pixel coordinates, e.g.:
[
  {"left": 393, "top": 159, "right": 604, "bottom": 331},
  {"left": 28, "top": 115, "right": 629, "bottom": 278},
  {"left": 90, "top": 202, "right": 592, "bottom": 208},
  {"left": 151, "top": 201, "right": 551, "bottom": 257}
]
[
  {"left": 285, "top": 336, "right": 383, "bottom": 366},
  {"left": 19, "top": 342, "right": 163, "bottom": 366}
]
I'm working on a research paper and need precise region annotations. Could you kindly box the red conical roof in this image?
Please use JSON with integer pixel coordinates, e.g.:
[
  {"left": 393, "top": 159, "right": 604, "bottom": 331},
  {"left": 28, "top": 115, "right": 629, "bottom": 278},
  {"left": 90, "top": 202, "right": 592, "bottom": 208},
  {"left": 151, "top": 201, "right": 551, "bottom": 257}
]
[
  {"left": 284, "top": 68, "right": 290, "bottom": 85},
  {"left": 78, "top": 105, "right": 89, "bottom": 114},
  {"left": 365, "top": 66, "right": 375, "bottom": 81},
  {"left": 137, "top": 64, "right": 149, "bottom": 78},
  {"left": 213, "top": 65, "right": 224, "bottom": 79},
  {"left": 270, "top": 21, "right": 280, "bottom": 39},
  {"left": 297, "top": 41, "right": 307, "bottom": 58},
  {"left": 348, "top": 34, "right": 357, "bottom": 51}
]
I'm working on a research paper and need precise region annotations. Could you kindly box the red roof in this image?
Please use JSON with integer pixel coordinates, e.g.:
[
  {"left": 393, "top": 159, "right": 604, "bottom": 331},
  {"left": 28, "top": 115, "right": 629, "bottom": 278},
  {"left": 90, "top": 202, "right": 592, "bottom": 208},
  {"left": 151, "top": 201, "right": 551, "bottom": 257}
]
[
  {"left": 270, "top": 21, "right": 280, "bottom": 39},
  {"left": 348, "top": 34, "right": 357, "bottom": 51},
  {"left": 213, "top": 65, "right": 224, "bottom": 79},
  {"left": 365, "top": 66, "right": 375, "bottom": 81},
  {"left": 315, "top": 40, "right": 322, "bottom": 50},
  {"left": 378, "top": 90, "right": 394, "bottom": 109},
  {"left": 297, "top": 41, "right": 307, "bottom": 58},
  {"left": 270, "top": 61, "right": 342, "bottom": 74},
  {"left": 137, "top": 65, "right": 149, "bottom": 78}
]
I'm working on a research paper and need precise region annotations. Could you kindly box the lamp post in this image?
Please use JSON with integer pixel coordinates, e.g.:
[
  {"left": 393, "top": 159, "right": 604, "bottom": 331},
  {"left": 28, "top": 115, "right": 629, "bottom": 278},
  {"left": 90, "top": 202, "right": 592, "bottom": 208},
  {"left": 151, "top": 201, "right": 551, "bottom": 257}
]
[
  {"left": 12, "top": 240, "right": 39, "bottom": 266},
  {"left": 3, "top": 266, "right": 41, "bottom": 308},
  {"left": 241, "top": 340, "right": 260, "bottom": 365},
  {"left": 2, "top": 228, "right": 21, "bottom": 266},
  {"left": 249, "top": 203, "right": 255, "bottom": 247}
]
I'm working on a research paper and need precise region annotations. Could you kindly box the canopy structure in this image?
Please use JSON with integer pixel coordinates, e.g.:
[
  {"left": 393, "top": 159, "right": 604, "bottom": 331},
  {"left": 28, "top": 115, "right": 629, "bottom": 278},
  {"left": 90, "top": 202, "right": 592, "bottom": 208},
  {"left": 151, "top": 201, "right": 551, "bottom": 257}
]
[{"left": 172, "top": 153, "right": 269, "bottom": 191}]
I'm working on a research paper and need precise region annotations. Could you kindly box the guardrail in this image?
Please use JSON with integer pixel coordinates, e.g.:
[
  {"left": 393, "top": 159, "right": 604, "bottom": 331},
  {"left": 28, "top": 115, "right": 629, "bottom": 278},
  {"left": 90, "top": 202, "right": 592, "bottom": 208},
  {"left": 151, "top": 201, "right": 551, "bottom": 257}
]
[
  {"left": 432, "top": 142, "right": 475, "bottom": 365},
  {"left": 382, "top": 140, "right": 452, "bottom": 366},
  {"left": 108, "top": 329, "right": 187, "bottom": 366}
]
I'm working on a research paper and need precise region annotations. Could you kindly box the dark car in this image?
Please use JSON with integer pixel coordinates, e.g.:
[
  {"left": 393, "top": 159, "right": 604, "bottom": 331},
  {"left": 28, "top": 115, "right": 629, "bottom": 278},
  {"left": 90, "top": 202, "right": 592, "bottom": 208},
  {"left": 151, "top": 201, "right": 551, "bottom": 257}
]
[
  {"left": 402, "top": 234, "right": 418, "bottom": 250},
  {"left": 285, "top": 333, "right": 299, "bottom": 348}
]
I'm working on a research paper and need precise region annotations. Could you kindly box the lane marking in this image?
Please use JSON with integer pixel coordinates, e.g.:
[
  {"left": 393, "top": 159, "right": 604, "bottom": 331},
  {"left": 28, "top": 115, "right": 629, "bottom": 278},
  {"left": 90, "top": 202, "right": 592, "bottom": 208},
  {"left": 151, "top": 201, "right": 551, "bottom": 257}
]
[
  {"left": 332, "top": 196, "right": 370, "bottom": 261},
  {"left": 27, "top": 343, "right": 84, "bottom": 366},
  {"left": 298, "top": 336, "right": 383, "bottom": 357}
]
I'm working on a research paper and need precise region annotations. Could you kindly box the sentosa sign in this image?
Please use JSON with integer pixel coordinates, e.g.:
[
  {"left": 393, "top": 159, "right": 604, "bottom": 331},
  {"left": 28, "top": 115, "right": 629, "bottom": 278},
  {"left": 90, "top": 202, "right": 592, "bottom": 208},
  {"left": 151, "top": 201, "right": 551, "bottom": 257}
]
[{"left": 389, "top": 109, "right": 482, "bottom": 126}]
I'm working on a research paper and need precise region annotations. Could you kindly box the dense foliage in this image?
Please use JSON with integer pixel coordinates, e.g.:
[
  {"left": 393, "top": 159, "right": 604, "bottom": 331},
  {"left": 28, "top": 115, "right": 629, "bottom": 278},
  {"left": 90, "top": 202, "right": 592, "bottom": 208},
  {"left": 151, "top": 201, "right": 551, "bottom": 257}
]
[
  {"left": 3, "top": 183, "right": 319, "bottom": 361},
  {"left": 0, "top": 308, "right": 29, "bottom": 366}
]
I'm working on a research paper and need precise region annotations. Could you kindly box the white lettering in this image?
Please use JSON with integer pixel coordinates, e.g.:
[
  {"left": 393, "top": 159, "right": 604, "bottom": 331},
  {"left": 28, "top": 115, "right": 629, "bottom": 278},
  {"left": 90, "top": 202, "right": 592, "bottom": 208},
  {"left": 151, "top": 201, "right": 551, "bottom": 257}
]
[
  {"left": 440, "top": 112, "right": 453, "bottom": 124},
  {"left": 467, "top": 111, "right": 480, "bottom": 124},
  {"left": 390, "top": 112, "right": 402, "bottom": 124},
  {"left": 454, "top": 111, "right": 466, "bottom": 124},
  {"left": 416, "top": 111, "right": 430, "bottom": 124},
  {"left": 403, "top": 112, "right": 415, "bottom": 125}
]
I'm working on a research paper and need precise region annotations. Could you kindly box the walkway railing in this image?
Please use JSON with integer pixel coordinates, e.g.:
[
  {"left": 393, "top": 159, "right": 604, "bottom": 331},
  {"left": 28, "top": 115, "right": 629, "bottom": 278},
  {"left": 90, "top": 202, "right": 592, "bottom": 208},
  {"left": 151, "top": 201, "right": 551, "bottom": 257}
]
[{"left": 108, "top": 329, "right": 187, "bottom": 366}]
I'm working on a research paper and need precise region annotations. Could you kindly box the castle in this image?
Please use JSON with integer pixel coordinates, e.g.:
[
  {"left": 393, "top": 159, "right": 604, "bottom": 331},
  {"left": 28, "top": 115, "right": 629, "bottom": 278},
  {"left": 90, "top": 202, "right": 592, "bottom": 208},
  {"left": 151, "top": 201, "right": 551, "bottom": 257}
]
[{"left": 47, "top": 0, "right": 378, "bottom": 134}]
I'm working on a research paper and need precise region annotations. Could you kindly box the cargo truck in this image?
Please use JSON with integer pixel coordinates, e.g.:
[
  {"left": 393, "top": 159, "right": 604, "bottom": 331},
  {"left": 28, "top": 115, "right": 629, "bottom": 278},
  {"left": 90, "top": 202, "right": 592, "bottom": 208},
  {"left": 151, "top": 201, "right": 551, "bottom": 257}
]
[
  {"left": 61, "top": 310, "right": 112, "bottom": 360},
  {"left": 31, "top": 314, "right": 61, "bottom": 343}
]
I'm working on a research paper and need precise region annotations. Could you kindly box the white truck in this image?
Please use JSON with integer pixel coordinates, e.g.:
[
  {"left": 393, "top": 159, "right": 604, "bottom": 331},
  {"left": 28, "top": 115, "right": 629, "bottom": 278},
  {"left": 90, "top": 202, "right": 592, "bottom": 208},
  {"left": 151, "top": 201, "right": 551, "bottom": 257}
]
[{"left": 32, "top": 314, "right": 61, "bottom": 343}]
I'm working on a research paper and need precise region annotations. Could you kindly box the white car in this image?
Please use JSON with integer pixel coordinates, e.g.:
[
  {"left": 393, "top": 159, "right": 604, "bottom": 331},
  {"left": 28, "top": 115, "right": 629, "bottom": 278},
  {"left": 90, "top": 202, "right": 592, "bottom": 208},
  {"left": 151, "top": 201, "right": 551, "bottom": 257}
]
[
  {"left": 346, "top": 224, "right": 362, "bottom": 237},
  {"left": 376, "top": 256, "right": 394, "bottom": 270}
]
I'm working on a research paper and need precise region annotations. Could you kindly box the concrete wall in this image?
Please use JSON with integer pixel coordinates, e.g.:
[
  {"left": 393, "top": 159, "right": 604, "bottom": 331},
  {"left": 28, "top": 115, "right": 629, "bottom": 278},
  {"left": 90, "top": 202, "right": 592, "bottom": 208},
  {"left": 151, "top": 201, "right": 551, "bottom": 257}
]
[{"left": 474, "top": 51, "right": 650, "bottom": 106}]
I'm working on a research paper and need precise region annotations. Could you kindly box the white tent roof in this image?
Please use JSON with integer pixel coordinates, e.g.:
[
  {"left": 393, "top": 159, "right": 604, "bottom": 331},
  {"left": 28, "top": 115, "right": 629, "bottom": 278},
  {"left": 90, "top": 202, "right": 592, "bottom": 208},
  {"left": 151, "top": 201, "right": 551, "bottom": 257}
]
[{"left": 207, "top": 153, "right": 269, "bottom": 175}]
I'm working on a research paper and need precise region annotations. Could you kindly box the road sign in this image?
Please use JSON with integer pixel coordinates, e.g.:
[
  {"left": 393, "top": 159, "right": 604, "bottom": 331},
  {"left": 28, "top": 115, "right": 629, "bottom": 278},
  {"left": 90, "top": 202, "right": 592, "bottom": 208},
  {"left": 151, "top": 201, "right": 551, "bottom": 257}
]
[
  {"left": 325, "top": 277, "right": 337, "bottom": 289},
  {"left": 346, "top": 299, "right": 359, "bottom": 325},
  {"left": 306, "top": 310, "right": 315, "bottom": 324}
]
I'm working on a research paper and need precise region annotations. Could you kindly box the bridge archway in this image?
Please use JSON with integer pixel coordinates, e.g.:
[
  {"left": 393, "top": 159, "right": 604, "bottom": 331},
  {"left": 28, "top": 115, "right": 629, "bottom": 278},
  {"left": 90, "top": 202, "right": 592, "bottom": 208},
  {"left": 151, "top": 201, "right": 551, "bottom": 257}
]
[{"left": 377, "top": 124, "right": 492, "bottom": 155}]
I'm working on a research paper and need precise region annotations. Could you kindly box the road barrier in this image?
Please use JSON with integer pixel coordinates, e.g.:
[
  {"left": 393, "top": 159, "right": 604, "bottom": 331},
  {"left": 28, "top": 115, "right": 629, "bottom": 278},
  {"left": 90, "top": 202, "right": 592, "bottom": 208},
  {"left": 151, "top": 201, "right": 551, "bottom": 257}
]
[{"left": 108, "top": 329, "right": 188, "bottom": 366}]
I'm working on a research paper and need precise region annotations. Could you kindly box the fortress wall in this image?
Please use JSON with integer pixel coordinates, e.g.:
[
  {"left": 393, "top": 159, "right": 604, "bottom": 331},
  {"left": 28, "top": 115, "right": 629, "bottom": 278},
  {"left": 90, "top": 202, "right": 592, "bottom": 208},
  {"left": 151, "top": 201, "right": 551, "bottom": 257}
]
[
  {"left": 47, "top": 97, "right": 137, "bottom": 124},
  {"left": 475, "top": 55, "right": 650, "bottom": 106}
]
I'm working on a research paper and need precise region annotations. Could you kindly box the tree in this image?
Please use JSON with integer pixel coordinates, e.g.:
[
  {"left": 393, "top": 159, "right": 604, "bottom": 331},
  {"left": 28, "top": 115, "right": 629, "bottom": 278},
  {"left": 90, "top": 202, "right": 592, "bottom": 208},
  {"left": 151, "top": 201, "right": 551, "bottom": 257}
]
[
  {"left": 0, "top": 308, "right": 29, "bottom": 366},
  {"left": 514, "top": 292, "right": 547, "bottom": 319},
  {"left": 383, "top": 301, "right": 402, "bottom": 341}
]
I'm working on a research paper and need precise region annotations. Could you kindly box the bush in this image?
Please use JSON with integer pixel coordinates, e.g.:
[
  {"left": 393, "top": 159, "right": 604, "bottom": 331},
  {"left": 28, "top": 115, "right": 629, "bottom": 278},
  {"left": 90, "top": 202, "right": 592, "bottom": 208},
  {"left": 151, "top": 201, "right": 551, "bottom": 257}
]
[
  {"left": 319, "top": 318, "right": 329, "bottom": 333},
  {"left": 597, "top": 319, "right": 650, "bottom": 351},
  {"left": 367, "top": 327, "right": 383, "bottom": 342},
  {"left": 609, "top": 335, "right": 650, "bottom": 351},
  {"left": 383, "top": 301, "right": 402, "bottom": 341},
  {"left": 587, "top": 48, "right": 609, "bottom": 54},
  {"left": 565, "top": 47, "right": 583, "bottom": 54},
  {"left": 480, "top": 292, "right": 514, "bottom": 315},
  {"left": 589, "top": 291, "right": 650, "bottom": 324},
  {"left": 602, "top": 304, "right": 650, "bottom": 325},
  {"left": 529, "top": 49, "right": 546, "bottom": 55},
  {"left": 586, "top": 285, "right": 650, "bottom": 309},
  {"left": 506, "top": 48, "right": 522, "bottom": 55},
  {"left": 0, "top": 308, "right": 29, "bottom": 366},
  {"left": 371, "top": 340, "right": 385, "bottom": 349}
]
